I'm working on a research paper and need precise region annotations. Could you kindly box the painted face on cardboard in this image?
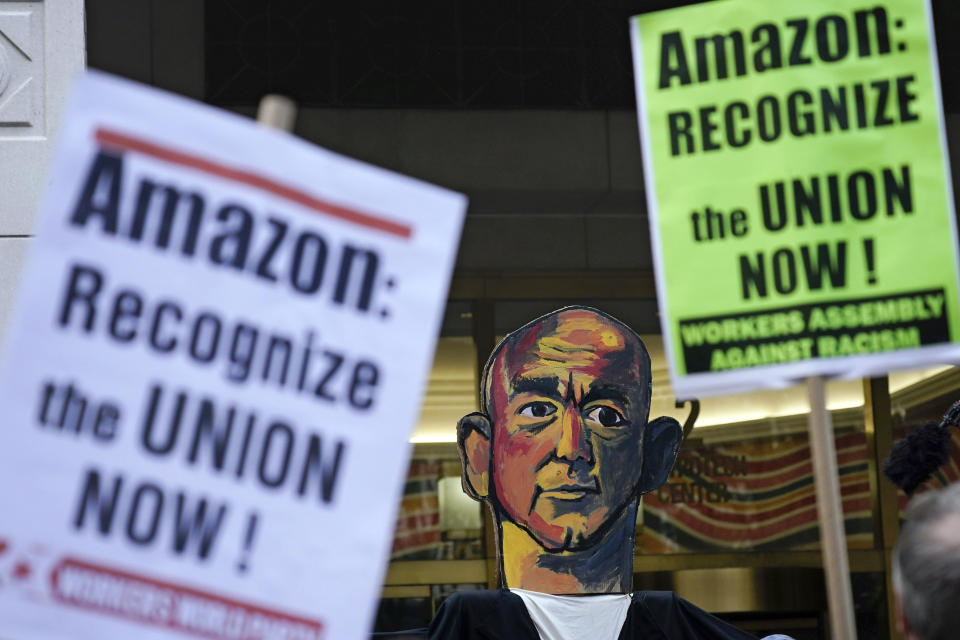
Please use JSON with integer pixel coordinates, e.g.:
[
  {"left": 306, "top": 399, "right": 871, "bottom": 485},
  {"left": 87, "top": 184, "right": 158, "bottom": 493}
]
[{"left": 486, "top": 310, "right": 650, "bottom": 551}]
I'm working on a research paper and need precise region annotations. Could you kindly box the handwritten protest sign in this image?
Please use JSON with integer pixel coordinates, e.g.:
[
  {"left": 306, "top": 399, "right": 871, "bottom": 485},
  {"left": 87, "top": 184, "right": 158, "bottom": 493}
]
[
  {"left": 0, "top": 72, "right": 466, "bottom": 640},
  {"left": 630, "top": 0, "right": 960, "bottom": 398}
]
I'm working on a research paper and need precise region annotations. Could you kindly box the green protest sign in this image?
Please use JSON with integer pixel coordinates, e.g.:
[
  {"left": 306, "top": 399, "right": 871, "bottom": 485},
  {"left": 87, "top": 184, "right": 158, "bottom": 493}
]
[{"left": 630, "top": 0, "right": 960, "bottom": 398}]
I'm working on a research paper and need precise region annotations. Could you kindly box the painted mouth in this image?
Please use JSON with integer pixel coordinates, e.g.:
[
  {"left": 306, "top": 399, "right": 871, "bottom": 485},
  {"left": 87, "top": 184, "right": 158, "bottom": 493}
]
[
  {"left": 537, "top": 483, "right": 599, "bottom": 500},
  {"left": 528, "top": 479, "right": 600, "bottom": 513}
]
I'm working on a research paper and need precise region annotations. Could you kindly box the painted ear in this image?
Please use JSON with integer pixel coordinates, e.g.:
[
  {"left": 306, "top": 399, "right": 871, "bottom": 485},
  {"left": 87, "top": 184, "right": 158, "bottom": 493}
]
[
  {"left": 638, "top": 416, "right": 683, "bottom": 494},
  {"left": 457, "top": 413, "right": 493, "bottom": 500}
]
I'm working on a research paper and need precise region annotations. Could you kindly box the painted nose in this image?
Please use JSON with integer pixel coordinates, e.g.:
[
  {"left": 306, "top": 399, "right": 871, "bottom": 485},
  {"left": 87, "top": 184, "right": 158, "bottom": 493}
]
[{"left": 555, "top": 407, "right": 593, "bottom": 463}]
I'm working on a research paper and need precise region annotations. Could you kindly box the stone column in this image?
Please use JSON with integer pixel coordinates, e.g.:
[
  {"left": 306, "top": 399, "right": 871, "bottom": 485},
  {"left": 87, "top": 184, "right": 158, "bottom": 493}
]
[{"left": 0, "top": 0, "right": 85, "bottom": 338}]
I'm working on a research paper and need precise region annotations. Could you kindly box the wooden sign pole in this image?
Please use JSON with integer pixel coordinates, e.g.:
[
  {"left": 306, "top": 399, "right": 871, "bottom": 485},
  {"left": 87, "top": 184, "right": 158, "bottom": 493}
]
[
  {"left": 807, "top": 376, "right": 858, "bottom": 640},
  {"left": 256, "top": 94, "right": 297, "bottom": 132}
]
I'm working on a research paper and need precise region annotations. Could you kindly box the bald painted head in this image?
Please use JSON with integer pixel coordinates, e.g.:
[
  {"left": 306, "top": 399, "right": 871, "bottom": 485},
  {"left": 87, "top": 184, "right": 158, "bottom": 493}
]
[{"left": 459, "top": 307, "right": 678, "bottom": 552}]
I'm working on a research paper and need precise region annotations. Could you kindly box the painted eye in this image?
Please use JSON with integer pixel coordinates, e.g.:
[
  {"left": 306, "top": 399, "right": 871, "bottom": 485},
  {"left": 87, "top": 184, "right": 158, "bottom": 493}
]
[
  {"left": 518, "top": 402, "right": 557, "bottom": 419},
  {"left": 586, "top": 406, "right": 626, "bottom": 427}
]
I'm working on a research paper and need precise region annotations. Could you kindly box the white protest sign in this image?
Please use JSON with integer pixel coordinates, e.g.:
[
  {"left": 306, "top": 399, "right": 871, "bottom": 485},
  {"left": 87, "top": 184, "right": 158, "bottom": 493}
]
[{"left": 0, "top": 72, "right": 466, "bottom": 640}]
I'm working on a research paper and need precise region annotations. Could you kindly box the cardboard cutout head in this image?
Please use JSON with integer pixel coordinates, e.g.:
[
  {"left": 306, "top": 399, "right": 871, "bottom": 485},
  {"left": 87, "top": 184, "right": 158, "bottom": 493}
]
[{"left": 457, "top": 307, "right": 682, "bottom": 593}]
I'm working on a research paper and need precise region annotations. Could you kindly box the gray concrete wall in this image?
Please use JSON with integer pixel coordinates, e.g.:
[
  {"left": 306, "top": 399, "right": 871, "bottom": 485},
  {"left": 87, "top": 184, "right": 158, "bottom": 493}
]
[
  {"left": 291, "top": 107, "right": 651, "bottom": 272},
  {"left": 86, "top": 0, "right": 204, "bottom": 99},
  {"left": 83, "top": 0, "right": 656, "bottom": 274},
  {"left": 79, "top": 1, "right": 960, "bottom": 280}
]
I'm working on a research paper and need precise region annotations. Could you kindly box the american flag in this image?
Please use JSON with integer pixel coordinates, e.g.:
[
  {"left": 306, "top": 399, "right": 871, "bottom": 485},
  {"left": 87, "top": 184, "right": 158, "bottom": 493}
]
[
  {"left": 639, "top": 432, "right": 873, "bottom": 553},
  {"left": 391, "top": 460, "right": 445, "bottom": 560}
]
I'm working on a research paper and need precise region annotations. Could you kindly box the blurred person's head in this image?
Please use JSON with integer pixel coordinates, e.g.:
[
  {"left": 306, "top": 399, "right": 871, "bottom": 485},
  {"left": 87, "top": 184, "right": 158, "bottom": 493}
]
[
  {"left": 892, "top": 482, "right": 960, "bottom": 640},
  {"left": 457, "top": 307, "right": 682, "bottom": 593}
]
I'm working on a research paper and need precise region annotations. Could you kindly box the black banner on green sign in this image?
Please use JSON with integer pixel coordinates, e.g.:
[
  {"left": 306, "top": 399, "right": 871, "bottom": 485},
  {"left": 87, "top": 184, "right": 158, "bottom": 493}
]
[{"left": 679, "top": 288, "right": 949, "bottom": 374}]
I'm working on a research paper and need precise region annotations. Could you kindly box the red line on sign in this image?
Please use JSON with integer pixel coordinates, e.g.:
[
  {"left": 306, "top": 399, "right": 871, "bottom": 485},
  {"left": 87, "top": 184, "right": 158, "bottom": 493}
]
[{"left": 95, "top": 127, "right": 413, "bottom": 239}]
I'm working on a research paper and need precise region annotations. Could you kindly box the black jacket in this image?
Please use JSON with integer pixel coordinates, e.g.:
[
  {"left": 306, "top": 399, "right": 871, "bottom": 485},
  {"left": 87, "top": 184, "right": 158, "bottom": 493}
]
[{"left": 428, "top": 589, "right": 757, "bottom": 640}]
